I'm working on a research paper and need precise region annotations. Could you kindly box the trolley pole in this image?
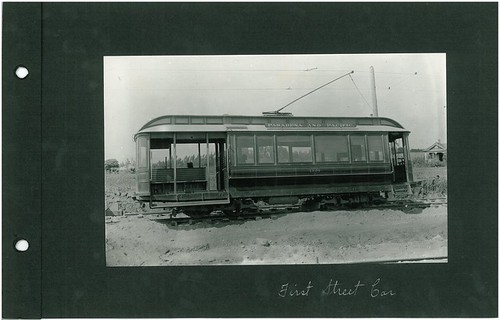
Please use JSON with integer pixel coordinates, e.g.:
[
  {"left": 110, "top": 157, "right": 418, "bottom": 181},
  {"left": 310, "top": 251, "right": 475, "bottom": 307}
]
[{"left": 370, "top": 66, "right": 379, "bottom": 117}]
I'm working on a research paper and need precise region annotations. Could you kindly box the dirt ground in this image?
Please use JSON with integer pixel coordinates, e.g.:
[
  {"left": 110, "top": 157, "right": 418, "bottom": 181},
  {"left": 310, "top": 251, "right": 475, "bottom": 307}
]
[
  {"left": 106, "top": 205, "right": 447, "bottom": 266},
  {"left": 412, "top": 166, "right": 447, "bottom": 180}
]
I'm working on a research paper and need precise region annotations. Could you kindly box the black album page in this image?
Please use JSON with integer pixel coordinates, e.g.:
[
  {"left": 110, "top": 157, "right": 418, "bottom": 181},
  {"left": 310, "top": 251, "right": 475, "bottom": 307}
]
[{"left": 3, "top": 2, "right": 497, "bottom": 318}]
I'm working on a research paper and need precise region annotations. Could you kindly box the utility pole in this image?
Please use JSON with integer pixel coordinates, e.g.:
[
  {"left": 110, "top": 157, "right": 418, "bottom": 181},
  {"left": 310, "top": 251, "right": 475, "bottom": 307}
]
[{"left": 370, "top": 66, "right": 379, "bottom": 117}]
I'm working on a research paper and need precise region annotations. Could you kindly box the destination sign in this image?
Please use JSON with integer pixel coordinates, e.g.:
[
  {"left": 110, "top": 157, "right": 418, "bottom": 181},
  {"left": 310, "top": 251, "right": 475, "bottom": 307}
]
[{"left": 265, "top": 122, "right": 357, "bottom": 128}]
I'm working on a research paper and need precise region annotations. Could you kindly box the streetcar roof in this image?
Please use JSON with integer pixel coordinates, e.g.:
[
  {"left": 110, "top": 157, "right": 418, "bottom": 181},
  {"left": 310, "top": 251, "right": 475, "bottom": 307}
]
[{"left": 135, "top": 115, "right": 409, "bottom": 137}]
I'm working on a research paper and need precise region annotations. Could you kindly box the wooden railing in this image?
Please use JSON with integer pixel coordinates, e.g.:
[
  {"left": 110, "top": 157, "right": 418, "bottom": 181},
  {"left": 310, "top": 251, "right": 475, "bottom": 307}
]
[{"left": 151, "top": 168, "right": 206, "bottom": 182}]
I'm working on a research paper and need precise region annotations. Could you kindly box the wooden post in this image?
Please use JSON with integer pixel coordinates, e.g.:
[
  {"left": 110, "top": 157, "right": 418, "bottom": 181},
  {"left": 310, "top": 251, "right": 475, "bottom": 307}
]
[
  {"left": 198, "top": 143, "right": 201, "bottom": 167},
  {"left": 206, "top": 133, "right": 210, "bottom": 191},
  {"left": 215, "top": 142, "right": 220, "bottom": 190},
  {"left": 370, "top": 66, "right": 379, "bottom": 117},
  {"left": 225, "top": 134, "right": 230, "bottom": 191},
  {"left": 403, "top": 135, "right": 412, "bottom": 182},
  {"left": 169, "top": 147, "right": 172, "bottom": 168},
  {"left": 173, "top": 133, "right": 177, "bottom": 194}
]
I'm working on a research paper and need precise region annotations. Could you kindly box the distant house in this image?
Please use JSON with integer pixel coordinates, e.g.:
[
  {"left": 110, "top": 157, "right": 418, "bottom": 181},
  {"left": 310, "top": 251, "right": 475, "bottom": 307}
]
[{"left": 423, "top": 140, "right": 447, "bottom": 162}]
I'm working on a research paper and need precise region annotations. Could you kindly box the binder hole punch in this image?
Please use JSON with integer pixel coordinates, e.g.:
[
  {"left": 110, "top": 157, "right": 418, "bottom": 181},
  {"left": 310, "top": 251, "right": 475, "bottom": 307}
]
[
  {"left": 14, "top": 239, "right": 29, "bottom": 252},
  {"left": 15, "top": 65, "right": 29, "bottom": 79}
]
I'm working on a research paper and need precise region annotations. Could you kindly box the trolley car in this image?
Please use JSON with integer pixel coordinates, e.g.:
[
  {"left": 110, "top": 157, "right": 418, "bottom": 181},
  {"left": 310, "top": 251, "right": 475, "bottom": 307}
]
[{"left": 133, "top": 114, "right": 413, "bottom": 216}]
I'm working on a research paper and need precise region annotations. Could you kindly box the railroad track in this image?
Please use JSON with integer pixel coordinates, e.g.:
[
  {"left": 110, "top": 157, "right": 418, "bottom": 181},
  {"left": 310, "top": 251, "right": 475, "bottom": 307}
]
[
  {"left": 147, "top": 209, "right": 287, "bottom": 226},
  {"left": 144, "top": 198, "right": 447, "bottom": 226}
]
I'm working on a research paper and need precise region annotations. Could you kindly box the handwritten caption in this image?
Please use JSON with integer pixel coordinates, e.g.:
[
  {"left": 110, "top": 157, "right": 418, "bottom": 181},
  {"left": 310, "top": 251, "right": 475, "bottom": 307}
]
[{"left": 278, "top": 278, "right": 396, "bottom": 298}]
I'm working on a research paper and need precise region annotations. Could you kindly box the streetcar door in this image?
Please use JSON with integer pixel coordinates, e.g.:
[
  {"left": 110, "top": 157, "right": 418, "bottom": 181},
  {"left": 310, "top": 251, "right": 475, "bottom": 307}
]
[
  {"left": 390, "top": 134, "right": 407, "bottom": 183},
  {"left": 207, "top": 133, "right": 227, "bottom": 192}
]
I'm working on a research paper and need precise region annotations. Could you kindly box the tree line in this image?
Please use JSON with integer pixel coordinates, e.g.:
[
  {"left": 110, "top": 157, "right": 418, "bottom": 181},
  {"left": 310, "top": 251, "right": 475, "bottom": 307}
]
[{"left": 105, "top": 158, "right": 136, "bottom": 173}]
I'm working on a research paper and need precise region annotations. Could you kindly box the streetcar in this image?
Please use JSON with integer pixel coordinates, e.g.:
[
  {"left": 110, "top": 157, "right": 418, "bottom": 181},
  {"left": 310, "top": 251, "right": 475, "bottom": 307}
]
[{"left": 133, "top": 114, "right": 413, "bottom": 216}]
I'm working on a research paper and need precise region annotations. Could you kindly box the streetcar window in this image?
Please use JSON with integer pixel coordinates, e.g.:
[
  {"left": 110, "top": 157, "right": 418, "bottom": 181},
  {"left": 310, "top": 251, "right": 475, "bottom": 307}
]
[
  {"left": 236, "top": 135, "right": 255, "bottom": 165},
  {"left": 137, "top": 136, "right": 149, "bottom": 169},
  {"left": 350, "top": 135, "right": 367, "bottom": 162},
  {"left": 176, "top": 143, "right": 203, "bottom": 168},
  {"left": 151, "top": 149, "right": 170, "bottom": 169},
  {"left": 315, "top": 135, "right": 349, "bottom": 163},
  {"left": 367, "top": 135, "right": 385, "bottom": 162},
  {"left": 277, "top": 145, "right": 290, "bottom": 163},
  {"left": 256, "top": 135, "right": 275, "bottom": 164},
  {"left": 277, "top": 135, "right": 312, "bottom": 163}
]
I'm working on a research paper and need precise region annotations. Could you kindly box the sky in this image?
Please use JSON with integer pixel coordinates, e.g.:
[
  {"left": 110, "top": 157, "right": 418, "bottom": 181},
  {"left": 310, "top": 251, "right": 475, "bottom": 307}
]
[{"left": 104, "top": 54, "right": 446, "bottom": 163}]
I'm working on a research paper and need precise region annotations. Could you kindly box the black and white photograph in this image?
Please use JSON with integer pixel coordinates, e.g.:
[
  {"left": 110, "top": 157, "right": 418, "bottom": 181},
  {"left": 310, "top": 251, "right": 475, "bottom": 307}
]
[{"left": 104, "top": 54, "right": 447, "bottom": 266}]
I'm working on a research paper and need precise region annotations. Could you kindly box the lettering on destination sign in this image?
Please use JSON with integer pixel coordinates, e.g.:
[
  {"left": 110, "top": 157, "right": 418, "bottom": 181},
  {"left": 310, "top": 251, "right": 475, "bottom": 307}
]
[{"left": 265, "top": 123, "right": 357, "bottom": 128}]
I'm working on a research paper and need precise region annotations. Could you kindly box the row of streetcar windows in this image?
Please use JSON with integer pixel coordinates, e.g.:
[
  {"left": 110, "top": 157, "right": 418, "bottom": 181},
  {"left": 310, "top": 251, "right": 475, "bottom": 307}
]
[{"left": 235, "top": 134, "right": 386, "bottom": 165}]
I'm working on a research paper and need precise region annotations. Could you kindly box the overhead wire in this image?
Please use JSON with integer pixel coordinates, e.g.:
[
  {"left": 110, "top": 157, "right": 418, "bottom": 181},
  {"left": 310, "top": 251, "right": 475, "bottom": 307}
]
[
  {"left": 387, "top": 72, "right": 418, "bottom": 90},
  {"left": 348, "top": 73, "right": 372, "bottom": 112}
]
